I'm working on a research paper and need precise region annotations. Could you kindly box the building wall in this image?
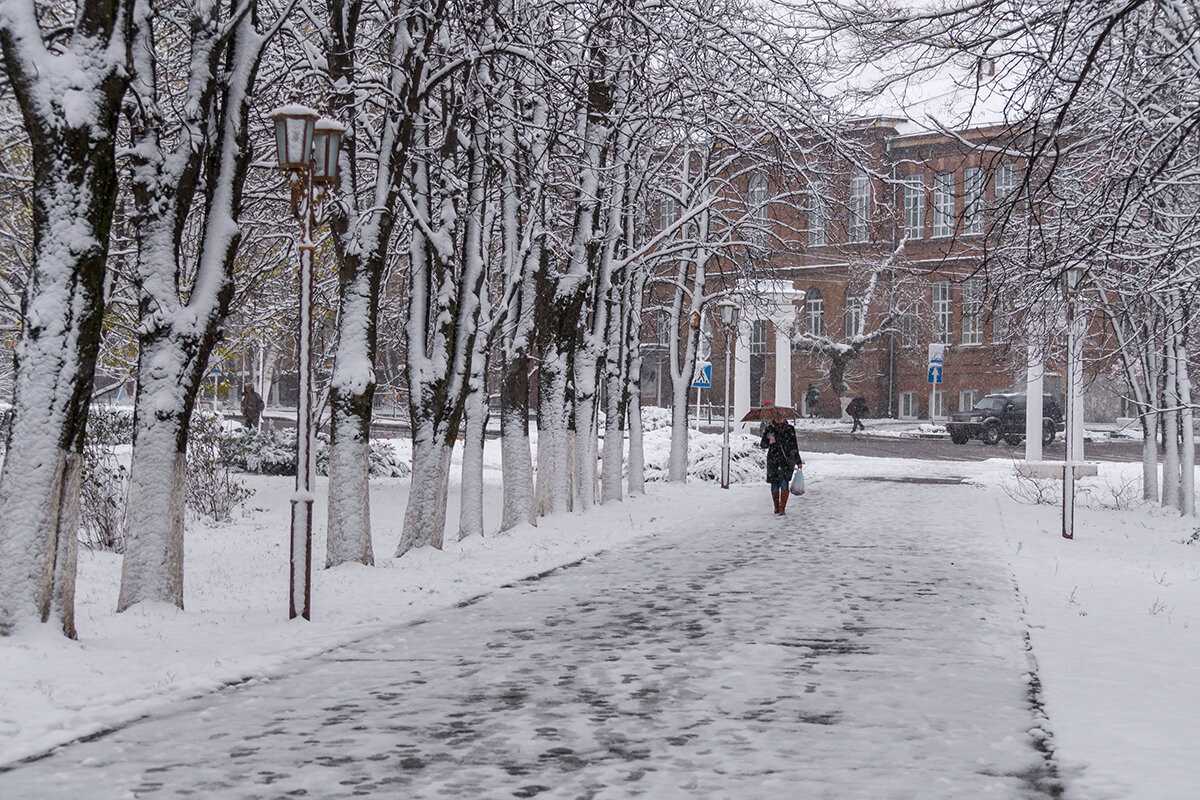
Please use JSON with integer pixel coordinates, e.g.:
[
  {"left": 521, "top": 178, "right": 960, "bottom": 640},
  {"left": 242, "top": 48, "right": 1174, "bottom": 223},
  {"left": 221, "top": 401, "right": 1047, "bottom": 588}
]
[{"left": 715, "top": 120, "right": 1121, "bottom": 421}]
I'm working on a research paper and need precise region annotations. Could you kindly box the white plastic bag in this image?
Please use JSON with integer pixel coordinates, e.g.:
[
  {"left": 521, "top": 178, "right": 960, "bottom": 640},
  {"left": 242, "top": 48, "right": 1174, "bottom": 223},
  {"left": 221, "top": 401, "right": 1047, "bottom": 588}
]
[{"left": 789, "top": 467, "right": 805, "bottom": 495}]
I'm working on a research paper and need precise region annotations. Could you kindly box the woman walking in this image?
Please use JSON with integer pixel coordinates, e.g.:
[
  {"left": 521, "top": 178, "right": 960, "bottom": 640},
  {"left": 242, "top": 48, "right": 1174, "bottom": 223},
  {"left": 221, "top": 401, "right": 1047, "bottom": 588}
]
[{"left": 760, "top": 410, "right": 802, "bottom": 515}]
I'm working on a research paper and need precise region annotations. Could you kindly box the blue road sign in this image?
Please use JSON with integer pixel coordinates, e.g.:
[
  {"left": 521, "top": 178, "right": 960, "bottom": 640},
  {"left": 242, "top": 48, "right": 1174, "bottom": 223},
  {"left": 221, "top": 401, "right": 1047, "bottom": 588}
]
[
  {"left": 691, "top": 363, "right": 712, "bottom": 388},
  {"left": 928, "top": 365, "right": 943, "bottom": 384}
]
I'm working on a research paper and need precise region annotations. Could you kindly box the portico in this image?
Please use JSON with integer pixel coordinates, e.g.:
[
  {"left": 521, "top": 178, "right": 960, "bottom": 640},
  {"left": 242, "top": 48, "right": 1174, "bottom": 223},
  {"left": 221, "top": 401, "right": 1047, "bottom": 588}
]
[{"left": 730, "top": 280, "right": 806, "bottom": 431}]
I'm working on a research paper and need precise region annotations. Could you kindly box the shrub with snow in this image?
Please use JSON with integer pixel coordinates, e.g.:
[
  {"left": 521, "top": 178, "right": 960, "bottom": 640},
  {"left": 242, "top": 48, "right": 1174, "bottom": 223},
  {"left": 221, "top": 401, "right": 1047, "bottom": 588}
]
[
  {"left": 641, "top": 427, "right": 765, "bottom": 484},
  {"left": 187, "top": 412, "right": 253, "bottom": 522},
  {"left": 229, "top": 427, "right": 410, "bottom": 478}
]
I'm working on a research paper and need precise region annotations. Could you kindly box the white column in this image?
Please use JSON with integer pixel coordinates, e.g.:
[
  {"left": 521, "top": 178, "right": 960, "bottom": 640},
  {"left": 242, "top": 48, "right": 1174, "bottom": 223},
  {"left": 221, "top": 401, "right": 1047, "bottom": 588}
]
[
  {"left": 734, "top": 318, "right": 750, "bottom": 432},
  {"left": 1069, "top": 313, "right": 1086, "bottom": 462},
  {"left": 1024, "top": 344, "right": 1044, "bottom": 463},
  {"left": 774, "top": 324, "right": 791, "bottom": 409}
]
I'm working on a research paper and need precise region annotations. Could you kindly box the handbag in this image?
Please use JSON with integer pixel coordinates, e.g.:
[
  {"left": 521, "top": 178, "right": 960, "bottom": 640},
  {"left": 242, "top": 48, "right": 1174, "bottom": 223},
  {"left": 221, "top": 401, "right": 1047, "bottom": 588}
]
[{"left": 789, "top": 467, "right": 805, "bottom": 495}]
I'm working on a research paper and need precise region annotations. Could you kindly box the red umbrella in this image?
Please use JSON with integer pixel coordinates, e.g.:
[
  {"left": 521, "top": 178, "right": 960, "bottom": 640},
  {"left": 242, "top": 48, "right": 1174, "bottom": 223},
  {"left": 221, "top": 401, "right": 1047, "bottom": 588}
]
[{"left": 740, "top": 405, "right": 800, "bottom": 422}]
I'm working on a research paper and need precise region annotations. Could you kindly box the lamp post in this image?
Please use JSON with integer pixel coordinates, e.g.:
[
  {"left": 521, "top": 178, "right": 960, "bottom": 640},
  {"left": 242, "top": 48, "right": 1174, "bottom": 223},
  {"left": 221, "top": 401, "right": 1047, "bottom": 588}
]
[
  {"left": 269, "top": 105, "right": 344, "bottom": 620},
  {"left": 718, "top": 300, "right": 740, "bottom": 489},
  {"left": 1061, "top": 264, "right": 1085, "bottom": 540}
]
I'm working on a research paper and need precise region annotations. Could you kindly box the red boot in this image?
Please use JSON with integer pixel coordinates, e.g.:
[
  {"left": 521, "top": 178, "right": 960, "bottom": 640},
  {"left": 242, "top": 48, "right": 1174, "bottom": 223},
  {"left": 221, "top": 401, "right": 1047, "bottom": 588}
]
[
  {"left": 771, "top": 490, "right": 781, "bottom": 514},
  {"left": 779, "top": 489, "right": 790, "bottom": 514}
]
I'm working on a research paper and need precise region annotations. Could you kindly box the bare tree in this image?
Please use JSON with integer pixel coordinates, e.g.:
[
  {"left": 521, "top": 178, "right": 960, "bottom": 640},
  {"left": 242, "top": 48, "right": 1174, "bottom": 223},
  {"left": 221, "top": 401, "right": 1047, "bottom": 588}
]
[{"left": 0, "top": 0, "right": 134, "bottom": 637}]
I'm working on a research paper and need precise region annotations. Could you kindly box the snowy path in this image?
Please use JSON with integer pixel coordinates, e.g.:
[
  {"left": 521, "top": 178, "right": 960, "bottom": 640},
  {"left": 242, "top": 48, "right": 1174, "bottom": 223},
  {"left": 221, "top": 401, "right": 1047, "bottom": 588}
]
[{"left": 0, "top": 479, "right": 1055, "bottom": 799}]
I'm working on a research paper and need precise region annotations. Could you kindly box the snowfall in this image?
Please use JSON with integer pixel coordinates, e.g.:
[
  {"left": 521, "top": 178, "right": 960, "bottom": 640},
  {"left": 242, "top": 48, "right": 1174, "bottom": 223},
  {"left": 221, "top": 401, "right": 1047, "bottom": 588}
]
[{"left": 0, "top": 417, "right": 1196, "bottom": 799}]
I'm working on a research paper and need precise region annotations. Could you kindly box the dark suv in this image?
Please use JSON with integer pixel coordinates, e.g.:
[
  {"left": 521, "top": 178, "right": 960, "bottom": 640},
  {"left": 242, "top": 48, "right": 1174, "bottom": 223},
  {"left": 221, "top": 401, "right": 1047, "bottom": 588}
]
[{"left": 946, "top": 392, "right": 1064, "bottom": 446}]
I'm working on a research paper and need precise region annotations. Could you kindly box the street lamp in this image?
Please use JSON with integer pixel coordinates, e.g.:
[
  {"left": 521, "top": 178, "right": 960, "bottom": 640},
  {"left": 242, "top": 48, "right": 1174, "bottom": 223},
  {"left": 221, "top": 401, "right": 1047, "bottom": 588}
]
[
  {"left": 269, "top": 104, "right": 344, "bottom": 620},
  {"left": 1061, "top": 264, "right": 1085, "bottom": 540},
  {"left": 718, "top": 300, "right": 740, "bottom": 489}
]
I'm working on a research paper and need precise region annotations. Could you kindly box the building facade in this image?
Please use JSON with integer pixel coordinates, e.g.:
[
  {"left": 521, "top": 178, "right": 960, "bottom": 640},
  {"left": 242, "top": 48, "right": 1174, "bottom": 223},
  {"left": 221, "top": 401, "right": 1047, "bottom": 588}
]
[{"left": 696, "top": 119, "right": 1103, "bottom": 425}]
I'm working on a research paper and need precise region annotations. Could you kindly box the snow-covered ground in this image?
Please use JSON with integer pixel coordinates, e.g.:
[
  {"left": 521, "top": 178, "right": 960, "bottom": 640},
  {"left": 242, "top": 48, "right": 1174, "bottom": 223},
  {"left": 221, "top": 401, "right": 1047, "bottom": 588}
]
[{"left": 1, "top": 429, "right": 1196, "bottom": 799}]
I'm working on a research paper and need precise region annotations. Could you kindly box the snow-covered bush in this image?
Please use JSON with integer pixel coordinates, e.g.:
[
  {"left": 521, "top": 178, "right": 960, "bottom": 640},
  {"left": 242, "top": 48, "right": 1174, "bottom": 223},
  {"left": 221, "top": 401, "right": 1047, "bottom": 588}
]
[
  {"left": 78, "top": 407, "right": 135, "bottom": 552},
  {"left": 638, "top": 406, "right": 672, "bottom": 432},
  {"left": 186, "top": 413, "right": 253, "bottom": 522},
  {"left": 641, "top": 427, "right": 765, "bottom": 483},
  {"left": 229, "top": 427, "right": 410, "bottom": 478},
  {"left": 230, "top": 427, "right": 297, "bottom": 476}
]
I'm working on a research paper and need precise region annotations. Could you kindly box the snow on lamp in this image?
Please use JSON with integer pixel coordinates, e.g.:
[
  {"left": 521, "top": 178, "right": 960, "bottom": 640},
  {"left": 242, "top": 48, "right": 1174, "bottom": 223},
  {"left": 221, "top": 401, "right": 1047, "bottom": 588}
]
[
  {"left": 311, "top": 118, "right": 345, "bottom": 185},
  {"left": 269, "top": 104, "right": 319, "bottom": 170}
]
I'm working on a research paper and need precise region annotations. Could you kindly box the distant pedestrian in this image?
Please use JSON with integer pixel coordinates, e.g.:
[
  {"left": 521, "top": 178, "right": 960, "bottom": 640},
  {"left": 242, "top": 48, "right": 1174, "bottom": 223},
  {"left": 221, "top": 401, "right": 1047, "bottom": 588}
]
[
  {"left": 848, "top": 396, "right": 868, "bottom": 433},
  {"left": 241, "top": 385, "right": 264, "bottom": 430},
  {"left": 804, "top": 384, "right": 820, "bottom": 417},
  {"left": 760, "top": 411, "right": 802, "bottom": 515}
]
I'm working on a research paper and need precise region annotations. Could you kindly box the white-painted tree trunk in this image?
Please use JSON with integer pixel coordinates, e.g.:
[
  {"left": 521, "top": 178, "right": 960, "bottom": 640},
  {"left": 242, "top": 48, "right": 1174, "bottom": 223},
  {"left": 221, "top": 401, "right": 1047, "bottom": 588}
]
[
  {"left": 627, "top": 387, "right": 645, "bottom": 496},
  {"left": 397, "top": 425, "right": 453, "bottom": 555},
  {"left": 573, "top": 393, "right": 599, "bottom": 512},
  {"left": 1142, "top": 407, "right": 1160, "bottom": 503},
  {"left": 1176, "top": 330, "right": 1194, "bottom": 517},
  {"left": 601, "top": 365, "right": 625, "bottom": 504},
  {"left": 119, "top": 416, "right": 187, "bottom": 610},
  {"left": 1162, "top": 327, "right": 1180, "bottom": 512},
  {"left": 500, "top": 406, "right": 535, "bottom": 532},
  {"left": 0, "top": 441, "right": 81, "bottom": 637},
  {"left": 669, "top": 361, "right": 693, "bottom": 480},
  {"left": 535, "top": 356, "right": 571, "bottom": 516},
  {"left": 325, "top": 266, "right": 380, "bottom": 568},
  {"left": 458, "top": 363, "right": 488, "bottom": 541},
  {"left": 325, "top": 412, "right": 374, "bottom": 568}
]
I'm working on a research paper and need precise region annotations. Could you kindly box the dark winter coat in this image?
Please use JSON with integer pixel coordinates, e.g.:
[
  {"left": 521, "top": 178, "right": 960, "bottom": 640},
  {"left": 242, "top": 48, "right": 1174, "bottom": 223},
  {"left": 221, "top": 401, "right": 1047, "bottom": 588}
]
[
  {"left": 760, "top": 420, "right": 801, "bottom": 484},
  {"left": 241, "top": 387, "right": 264, "bottom": 428},
  {"left": 848, "top": 397, "right": 868, "bottom": 419}
]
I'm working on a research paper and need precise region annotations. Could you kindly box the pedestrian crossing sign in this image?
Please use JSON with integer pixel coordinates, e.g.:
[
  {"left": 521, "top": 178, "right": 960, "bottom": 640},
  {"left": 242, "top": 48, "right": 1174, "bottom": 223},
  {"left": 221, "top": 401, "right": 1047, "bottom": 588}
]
[{"left": 691, "top": 363, "right": 712, "bottom": 388}]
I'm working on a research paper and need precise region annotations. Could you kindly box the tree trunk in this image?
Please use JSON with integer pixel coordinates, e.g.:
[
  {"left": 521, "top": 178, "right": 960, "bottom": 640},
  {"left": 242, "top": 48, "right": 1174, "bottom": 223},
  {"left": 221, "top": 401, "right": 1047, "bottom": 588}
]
[
  {"left": 458, "top": 355, "right": 488, "bottom": 540},
  {"left": 397, "top": 424, "right": 453, "bottom": 555},
  {"left": 601, "top": 366, "right": 625, "bottom": 503},
  {"left": 119, "top": 414, "right": 187, "bottom": 611},
  {"left": 0, "top": 4, "right": 129, "bottom": 633},
  {"left": 1177, "top": 330, "right": 1195, "bottom": 517},
  {"left": 499, "top": 350, "right": 534, "bottom": 531},
  {"left": 326, "top": 385, "right": 375, "bottom": 567},
  {"left": 535, "top": 351, "right": 571, "bottom": 516},
  {"left": 1162, "top": 330, "right": 1181, "bottom": 511},
  {"left": 1142, "top": 407, "right": 1160, "bottom": 503},
  {"left": 325, "top": 263, "right": 382, "bottom": 567},
  {"left": 0, "top": 441, "right": 83, "bottom": 638}
]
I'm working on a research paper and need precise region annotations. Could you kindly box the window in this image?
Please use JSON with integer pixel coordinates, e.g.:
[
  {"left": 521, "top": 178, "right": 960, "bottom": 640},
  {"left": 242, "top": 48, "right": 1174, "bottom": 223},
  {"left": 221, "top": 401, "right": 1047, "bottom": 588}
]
[
  {"left": 995, "top": 163, "right": 1018, "bottom": 202},
  {"left": 903, "top": 175, "right": 924, "bottom": 240},
  {"left": 748, "top": 173, "right": 768, "bottom": 242},
  {"left": 959, "top": 389, "right": 980, "bottom": 412},
  {"left": 963, "top": 167, "right": 984, "bottom": 235},
  {"left": 849, "top": 172, "right": 870, "bottom": 243},
  {"left": 698, "top": 316, "right": 713, "bottom": 361},
  {"left": 1119, "top": 395, "right": 1139, "bottom": 418},
  {"left": 932, "top": 389, "right": 947, "bottom": 419},
  {"left": 658, "top": 195, "right": 675, "bottom": 231},
  {"left": 805, "top": 288, "right": 825, "bottom": 336},
  {"left": 899, "top": 391, "right": 919, "bottom": 419},
  {"left": 933, "top": 171, "right": 955, "bottom": 237},
  {"left": 991, "top": 301, "right": 1012, "bottom": 343},
  {"left": 844, "top": 292, "right": 863, "bottom": 338},
  {"left": 932, "top": 280, "right": 953, "bottom": 344},
  {"left": 750, "top": 319, "right": 768, "bottom": 355},
  {"left": 655, "top": 311, "right": 670, "bottom": 346},
  {"left": 961, "top": 277, "right": 983, "bottom": 345},
  {"left": 900, "top": 313, "right": 919, "bottom": 349},
  {"left": 808, "top": 183, "right": 828, "bottom": 247}
]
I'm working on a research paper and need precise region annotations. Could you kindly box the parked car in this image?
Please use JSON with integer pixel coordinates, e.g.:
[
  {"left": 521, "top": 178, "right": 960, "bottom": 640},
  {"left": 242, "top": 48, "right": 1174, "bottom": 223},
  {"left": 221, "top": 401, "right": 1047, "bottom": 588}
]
[{"left": 946, "top": 392, "right": 1064, "bottom": 446}]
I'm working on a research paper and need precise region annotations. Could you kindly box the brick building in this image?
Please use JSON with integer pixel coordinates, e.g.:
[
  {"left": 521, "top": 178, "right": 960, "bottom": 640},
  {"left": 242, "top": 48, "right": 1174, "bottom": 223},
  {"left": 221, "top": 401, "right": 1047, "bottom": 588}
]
[{"left": 695, "top": 118, "right": 1090, "bottom": 424}]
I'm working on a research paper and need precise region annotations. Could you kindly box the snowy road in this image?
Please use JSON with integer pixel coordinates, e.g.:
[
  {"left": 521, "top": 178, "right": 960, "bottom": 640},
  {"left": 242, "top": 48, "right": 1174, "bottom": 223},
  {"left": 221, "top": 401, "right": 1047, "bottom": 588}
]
[{"left": 1, "top": 480, "right": 1057, "bottom": 799}]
